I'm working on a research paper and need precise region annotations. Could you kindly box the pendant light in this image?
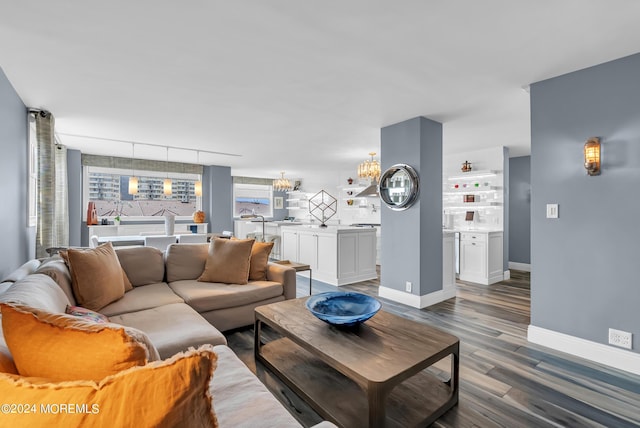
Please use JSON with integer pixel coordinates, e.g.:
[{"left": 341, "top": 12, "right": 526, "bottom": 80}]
[
  {"left": 357, "top": 152, "right": 381, "bottom": 182},
  {"left": 194, "top": 150, "right": 202, "bottom": 197},
  {"left": 163, "top": 147, "right": 172, "bottom": 196},
  {"left": 128, "top": 143, "right": 138, "bottom": 195},
  {"left": 273, "top": 171, "right": 292, "bottom": 192}
]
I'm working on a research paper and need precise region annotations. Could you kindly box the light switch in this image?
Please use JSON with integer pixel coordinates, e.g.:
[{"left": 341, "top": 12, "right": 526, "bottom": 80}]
[{"left": 546, "top": 204, "right": 559, "bottom": 219}]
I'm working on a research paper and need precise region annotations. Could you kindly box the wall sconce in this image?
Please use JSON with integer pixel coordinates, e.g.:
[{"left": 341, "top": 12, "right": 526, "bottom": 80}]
[
  {"left": 128, "top": 143, "right": 138, "bottom": 195},
  {"left": 194, "top": 151, "right": 202, "bottom": 197},
  {"left": 584, "top": 137, "right": 601, "bottom": 176},
  {"left": 163, "top": 147, "right": 172, "bottom": 195}
]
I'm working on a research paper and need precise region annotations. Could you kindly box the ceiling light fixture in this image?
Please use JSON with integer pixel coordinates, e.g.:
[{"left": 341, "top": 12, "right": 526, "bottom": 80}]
[
  {"left": 128, "top": 143, "right": 138, "bottom": 195},
  {"left": 584, "top": 137, "right": 601, "bottom": 176},
  {"left": 273, "top": 171, "right": 292, "bottom": 192},
  {"left": 194, "top": 151, "right": 202, "bottom": 197},
  {"left": 163, "top": 147, "right": 172, "bottom": 196},
  {"left": 358, "top": 152, "right": 381, "bottom": 183}
]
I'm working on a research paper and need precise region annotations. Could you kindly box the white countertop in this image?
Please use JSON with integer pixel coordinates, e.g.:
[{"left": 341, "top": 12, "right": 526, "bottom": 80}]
[
  {"left": 280, "top": 224, "right": 376, "bottom": 232},
  {"left": 443, "top": 228, "right": 503, "bottom": 233}
]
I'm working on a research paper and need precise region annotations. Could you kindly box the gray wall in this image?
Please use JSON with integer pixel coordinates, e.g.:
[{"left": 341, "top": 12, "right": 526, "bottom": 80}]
[
  {"left": 272, "top": 190, "right": 288, "bottom": 220},
  {"left": 0, "top": 67, "right": 33, "bottom": 277},
  {"left": 203, "top": 165, "right": 233, "bottom": 233},
  {"left": 530, "top": 53, "right": 640, "bottom": 352},
  {"left": 381, "top": 117, "right": 442, "bottom": 295},
  {"left": 508, "top": 155, "right": 531, "bottom": 264}
]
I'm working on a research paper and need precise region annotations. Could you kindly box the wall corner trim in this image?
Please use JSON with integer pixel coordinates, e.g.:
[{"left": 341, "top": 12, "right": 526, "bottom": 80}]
[
  {"left": 379, "top": 285, "right": 456, "bottom": 309},
  {"left": 528, "top": 325, "right": 640, "bottom": 376},
  {"left": 509, "top": 262, "right": 531, "bottom": 272}
]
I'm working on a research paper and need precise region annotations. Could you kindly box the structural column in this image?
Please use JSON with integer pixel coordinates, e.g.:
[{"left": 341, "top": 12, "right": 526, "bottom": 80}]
[{"left": 379, "top": 117, "right": 443, "bottom": 308}]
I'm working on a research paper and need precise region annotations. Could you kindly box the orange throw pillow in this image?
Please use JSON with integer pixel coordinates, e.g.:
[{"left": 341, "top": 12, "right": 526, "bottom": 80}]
[
  {"left": 248, "top": 241, "right": 274, "bottom": 281},
  {"left": 0, "top": 345, "right": 218, "bottom": 427},
  {"left": 197, "top": 238, "right": 254, "bottom": 284},
  {"left": 64, "top": 243, "right": 128, "bottom": 311},
  {"left": 0, "top": 349, "right": 17, "bottom": 374},
  {"left": 1, "top": 304, "right": 156, "bottom": 381}
]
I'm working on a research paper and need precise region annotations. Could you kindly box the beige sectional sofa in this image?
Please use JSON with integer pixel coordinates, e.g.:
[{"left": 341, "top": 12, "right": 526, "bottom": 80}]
[{"left": 0, "top": 244, "right": 333, "bottom": 428}]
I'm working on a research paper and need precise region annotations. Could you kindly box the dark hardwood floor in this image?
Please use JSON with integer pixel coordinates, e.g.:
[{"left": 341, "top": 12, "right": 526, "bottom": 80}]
[{"left": 225, "top": 271, "right": 640, "bottom": 427}]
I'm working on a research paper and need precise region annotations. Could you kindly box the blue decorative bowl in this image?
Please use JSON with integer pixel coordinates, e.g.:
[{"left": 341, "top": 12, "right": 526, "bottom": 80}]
[{"left": 305, "top": 292, "right": 381, "bottom": 327}]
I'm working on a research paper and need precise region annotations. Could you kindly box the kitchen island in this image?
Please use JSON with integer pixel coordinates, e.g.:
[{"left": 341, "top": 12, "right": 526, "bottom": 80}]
[{"left": 280, "top": 225, "right": 377, "bottom": 286}]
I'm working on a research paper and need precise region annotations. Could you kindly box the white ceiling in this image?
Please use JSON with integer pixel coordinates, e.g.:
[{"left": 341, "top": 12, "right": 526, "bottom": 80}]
[{"left": 2, "top": 1, "right": 640, "bottom": 179}]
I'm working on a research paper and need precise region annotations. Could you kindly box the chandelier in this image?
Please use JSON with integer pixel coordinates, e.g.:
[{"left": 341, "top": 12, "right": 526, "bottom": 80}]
[
  {"left": 273, "top": 171, "right": 292, "bottom": 192},
  {"left": 357, "top": 152, "right": 381, "bottom": 182}
]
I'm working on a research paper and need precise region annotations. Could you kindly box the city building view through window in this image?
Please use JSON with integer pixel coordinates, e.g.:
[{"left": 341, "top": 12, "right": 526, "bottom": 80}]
[
  {"left": 87, "top": 170, "right": 200, "bottom": 218},
  {"left": 233, "top": 183, "right": 273, "bottom": 218}
]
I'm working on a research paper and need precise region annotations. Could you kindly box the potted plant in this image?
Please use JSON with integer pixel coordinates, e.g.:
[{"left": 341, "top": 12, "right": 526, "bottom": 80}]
[{"left": 114, "top": 215, "right": 121, "bottom": 226}]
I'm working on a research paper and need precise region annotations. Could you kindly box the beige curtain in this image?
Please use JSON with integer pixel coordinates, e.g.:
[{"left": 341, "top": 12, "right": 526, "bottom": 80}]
[
  {"left": 55, "top": 144, "right": 69, "bottom": 248},
  {"left": 35, "top": 111, "right": 68, "bottom": 257}
]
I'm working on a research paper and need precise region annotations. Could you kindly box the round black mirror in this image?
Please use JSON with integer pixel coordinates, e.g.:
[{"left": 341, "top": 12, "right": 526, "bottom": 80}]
[{"left": 379, "top": 164, "right": 419, "bottom": 210}]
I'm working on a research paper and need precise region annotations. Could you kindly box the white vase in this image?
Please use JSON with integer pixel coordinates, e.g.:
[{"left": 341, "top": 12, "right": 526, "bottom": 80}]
[
  {"left": 114, "top": 219, "right": 120, "bottom": 226},
  {"left": 164, "top": 215, "right": 175, "bottom": 236}
]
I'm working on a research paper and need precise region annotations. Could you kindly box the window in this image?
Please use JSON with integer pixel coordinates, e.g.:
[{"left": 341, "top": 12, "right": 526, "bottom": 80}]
[
  {"left": 83, "top": 166, "right": 201, "bottom": 220},
  {"left": 233, "top": 183, "right": 272, "bottom": 218}
]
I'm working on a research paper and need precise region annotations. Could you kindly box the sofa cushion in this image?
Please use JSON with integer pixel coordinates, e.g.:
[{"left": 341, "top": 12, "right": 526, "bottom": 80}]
[
  {"left": 249, "top": 241, "right": 274, "bottom": 281},
  {"left": 0, "top": 345, "right": 218, "bottom": 428},
  {"left": 34, "top": 257, "right": 76, "bottom": 305},
  {"left": 169, "top": 279, "right": 283, "bottom": 313},
  {"left": 116, "top": 246, "right": 165, "bottom": 286},
  {"left": 0, "top": 282, "right": 12, "bottom": 294},
  {"left": 165, "top": 243, "right": 209, "bottom": 282},
  {"left": 66, "top": 305, "right": 110, "bottom": 324},
  {"left": 165, "top": 244, "right": 209, "bottom": 282},
  {"left": 211, "top": 344, "right": 301, "bottom": 427},
  {"left": 109, "top": 303, "right": 227, "bottom": 359},
  {"left": 0, "top": 274, "right": 70, "bottom": 313},
  {"left": 1, "top": 304, "right": 159, "bottom": 381},
  {"left": 99, "top": 282, "right": 184, "bottom": 317},
  {"left": 198, "top": 238, "right": 253, "bottom": 285},
  {"left": 65, "top": 243, "right": 127, "bottom": 311},
  {"left": 0, "top": 259, "right": 41, "bottom": 283}
]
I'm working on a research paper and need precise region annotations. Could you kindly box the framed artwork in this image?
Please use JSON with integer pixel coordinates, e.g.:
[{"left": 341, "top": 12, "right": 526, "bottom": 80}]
[{"left": 274, "top": 196, "right": 284, "bottom": 210}]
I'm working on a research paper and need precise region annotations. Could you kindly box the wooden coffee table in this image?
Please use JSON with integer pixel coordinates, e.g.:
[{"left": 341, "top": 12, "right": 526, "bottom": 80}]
[{"left": 254, "top": 297, "right": 459, "bottom": 428}]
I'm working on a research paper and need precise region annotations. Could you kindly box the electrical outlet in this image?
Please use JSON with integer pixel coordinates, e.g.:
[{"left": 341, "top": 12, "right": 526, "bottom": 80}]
[
  {"left": 546, "top": 204, "right": 559, "bottom": 219},
  {"left": 405, "top": 281, "right": 412, "bottom": 293},
  {"left": 609, "top": 328, "right": 632, "bottom": 350}
]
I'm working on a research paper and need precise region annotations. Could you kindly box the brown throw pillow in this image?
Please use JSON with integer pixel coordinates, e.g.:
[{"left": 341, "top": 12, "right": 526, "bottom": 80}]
[
  {"left": 60, "top": 250, "right": 133, "bottom": 293},
  {"left": 248, "top": 241, "right": 274, "bottom": 281},
  {"left": 64, "top": 243, "right": 127, "bottom": 311},
  {"left": 197, "top": 239, "right": 254, "bottom": 284}
]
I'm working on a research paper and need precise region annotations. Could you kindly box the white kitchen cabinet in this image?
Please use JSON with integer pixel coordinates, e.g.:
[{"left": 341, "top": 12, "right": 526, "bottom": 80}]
[
  {"left": 234, "top": 220, "right": 258, "bottom": 239},
  {"left": 280, "top": 226, "right": 377, "bottom": 286},
  {"left": 459, "top": 231, "right": 503, "bottom": 285},
  {"left": 88, "top": 223, "right": 207, "bottom": 238},
  {"left": 281, "top": 229, "right": 300, "bottom": 262}
]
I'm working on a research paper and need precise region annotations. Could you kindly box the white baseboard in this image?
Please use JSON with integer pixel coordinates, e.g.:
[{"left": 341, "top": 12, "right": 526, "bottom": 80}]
[
  {"left": 509, "top": 261, "right": 531, "bottom": 272},
  {"left": 379, "top": 286, "right": 456, "bottom": 309},
  {"left": 528, "top": 325, "right": 640, "bottom": 376},
  {"left": 503, "top": 270, "right": 511, "bottom": 280}
]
